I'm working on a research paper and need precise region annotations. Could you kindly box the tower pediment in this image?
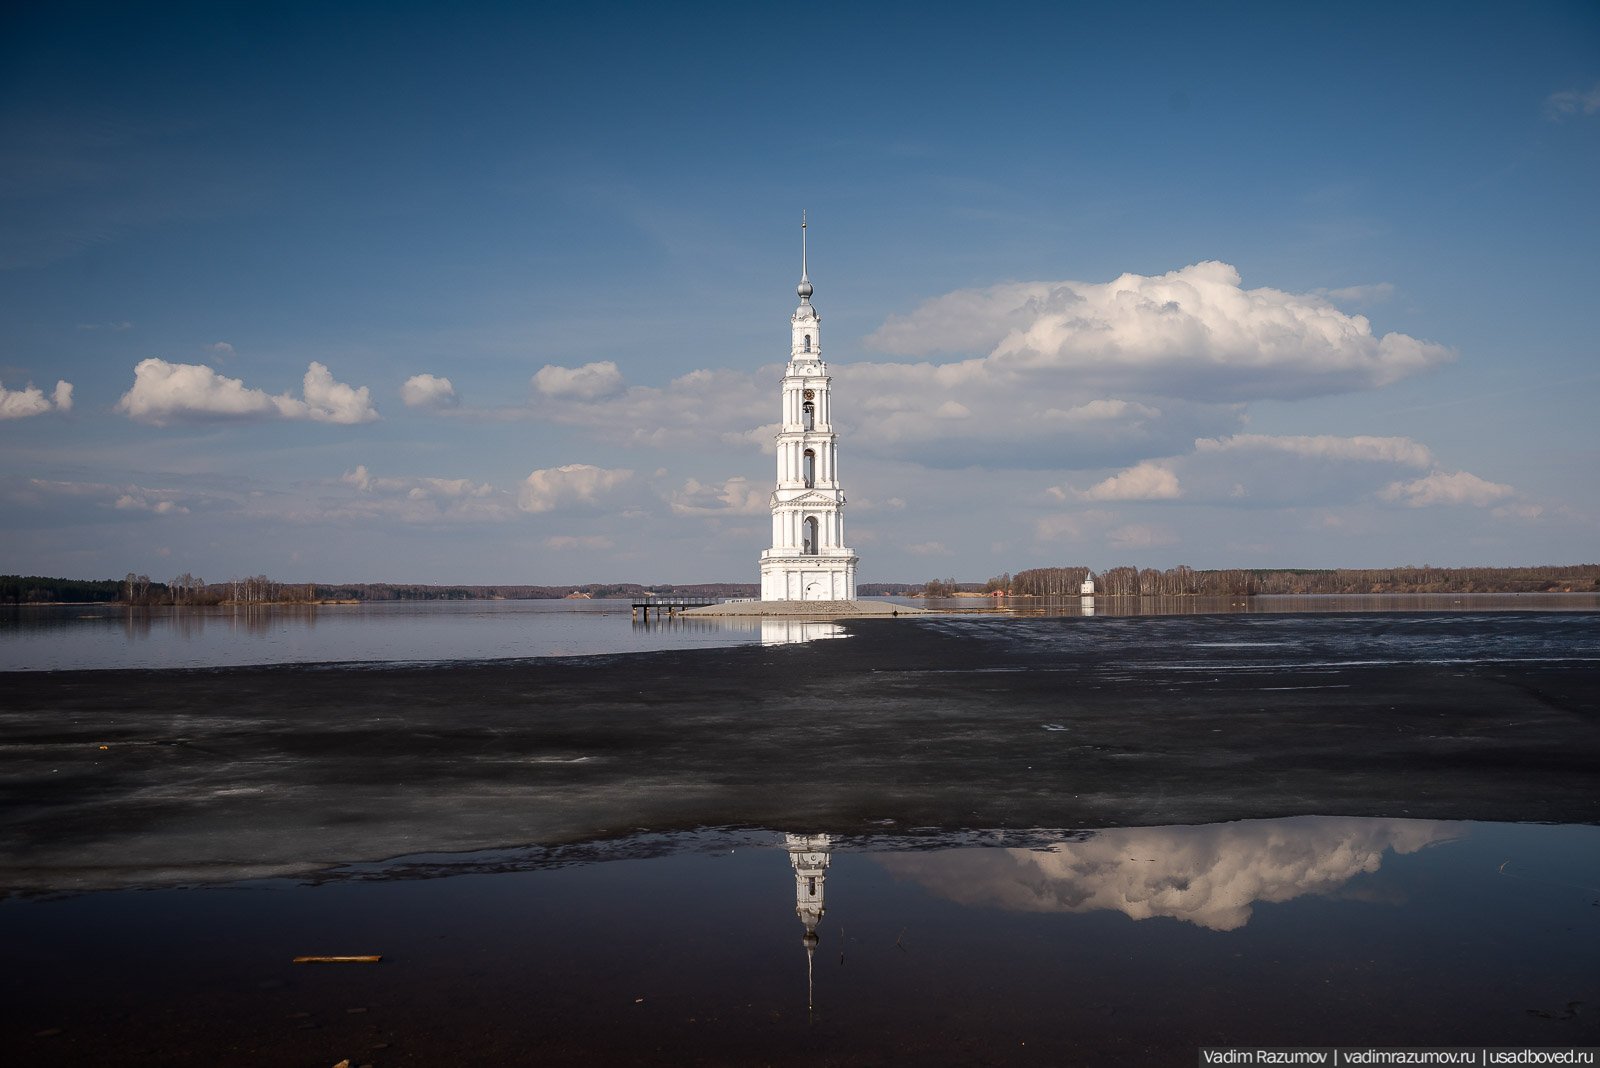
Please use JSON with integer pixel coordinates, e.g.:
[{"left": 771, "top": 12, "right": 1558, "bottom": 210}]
[{"left": 772, "top": 489, "right": 845, "bottom": 508}]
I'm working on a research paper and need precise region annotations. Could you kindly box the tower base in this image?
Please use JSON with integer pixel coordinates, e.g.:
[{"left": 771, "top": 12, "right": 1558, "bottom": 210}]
[{"left": 760, "top": 552, "right": 857, "bottom": 602}]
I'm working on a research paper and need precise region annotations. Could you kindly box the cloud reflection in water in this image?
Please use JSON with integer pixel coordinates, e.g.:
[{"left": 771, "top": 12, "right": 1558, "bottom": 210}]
[{"left": 875, "top": 816, "right": 1456, "bottom": 931}]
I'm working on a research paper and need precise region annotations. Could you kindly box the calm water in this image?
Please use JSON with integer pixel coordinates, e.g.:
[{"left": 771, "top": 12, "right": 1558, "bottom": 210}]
[
  {"left": 4, "top": 817, "right": 1596, "bottom": 1064},
  {"left": 4, "top": 593, "right": 1596, "bottom": 671},
  {"left": 0, "top": 599, "right": 855, "bottom": 671}
]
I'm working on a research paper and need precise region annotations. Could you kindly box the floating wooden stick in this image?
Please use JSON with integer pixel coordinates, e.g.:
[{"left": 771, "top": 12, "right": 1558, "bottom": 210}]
[{"left": 292, "top": 955, "right": 382, "bottom": 964}]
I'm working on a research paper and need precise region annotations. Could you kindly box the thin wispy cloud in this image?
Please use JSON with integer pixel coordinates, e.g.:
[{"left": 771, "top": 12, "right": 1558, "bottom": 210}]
[
  {"left": 1545, "top": 82, "right": 1600, "bottom": 120},
  {"left": 669, "top": 475, "right": 767, "bottom": 517},
  {"left": 13, "top": 478, "right": 201, "bottom": 516},
  {"left": 1312, "top": 283, "right": 1395, "bottom": 306},
  {"left": 543, "top": 534, "right": 615, "bottom": 551}
]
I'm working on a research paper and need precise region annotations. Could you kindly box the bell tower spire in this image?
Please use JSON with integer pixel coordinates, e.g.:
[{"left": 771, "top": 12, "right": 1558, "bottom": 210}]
[{"left": 799, "top": 210, "right": 811, "bottom": 301}]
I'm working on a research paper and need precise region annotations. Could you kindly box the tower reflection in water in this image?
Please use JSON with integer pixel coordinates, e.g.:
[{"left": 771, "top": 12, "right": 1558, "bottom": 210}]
[
  {"left": 772, "top": 817, "right": 1468, "bottom": 1020},
  {"left": 785, "top": 833, "right": 831, "bottom": 1016}
]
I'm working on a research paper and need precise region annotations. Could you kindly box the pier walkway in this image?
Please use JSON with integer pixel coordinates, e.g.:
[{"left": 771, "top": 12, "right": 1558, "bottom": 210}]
[{"left": 630, "top": 597, "right": 722, "bottom": 620}]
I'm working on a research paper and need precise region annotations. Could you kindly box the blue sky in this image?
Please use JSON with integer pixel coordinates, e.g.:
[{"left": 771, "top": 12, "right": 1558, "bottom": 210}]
[{"left": 2, "top": 1, "right": 1596, "bottom": 585}]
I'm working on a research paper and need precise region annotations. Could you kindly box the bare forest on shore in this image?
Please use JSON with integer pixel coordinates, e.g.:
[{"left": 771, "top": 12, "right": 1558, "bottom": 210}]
[{"left": 922, "top": 563, "right": 1600, "bottom": 598}]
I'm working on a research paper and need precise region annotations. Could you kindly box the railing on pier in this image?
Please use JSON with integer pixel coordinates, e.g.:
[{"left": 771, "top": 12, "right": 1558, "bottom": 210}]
[{"left": 631, "top": 597, "right": 721, "bottom": 620}]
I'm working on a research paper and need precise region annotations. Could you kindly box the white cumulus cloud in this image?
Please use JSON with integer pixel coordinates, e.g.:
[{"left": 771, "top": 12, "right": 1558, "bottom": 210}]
[
  {"left": 518, "top": 463, "right": 634, "bottom": 513},
  {"left": 1076, "top": 461, "right": 1182, "bottom": 501},
  {"left": 401, "top": 373, "right": 458, "bottom": 409},
  {"left": 1379, "top": 470, "right": 1514, "bottom": 508},
  {"left": 0, "top": 379, "right": 74, "bottom": 419},
  {"left": 300, "top": 362, "right": 377, "bottom": 424},
  {"left": 117, "top": 359, "right": 377, "bottom": 426},
  {"left": 532, "top": 361, "right": 625, "bottom": 401},
  {"left": 864, "top": 261, "right": 1452, "bottom": 400}
]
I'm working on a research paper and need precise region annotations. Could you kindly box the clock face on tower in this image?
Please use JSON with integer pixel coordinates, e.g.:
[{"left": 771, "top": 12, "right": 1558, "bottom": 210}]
[{"left": 803, "top": 389, "right": 815, "bottom": 399}]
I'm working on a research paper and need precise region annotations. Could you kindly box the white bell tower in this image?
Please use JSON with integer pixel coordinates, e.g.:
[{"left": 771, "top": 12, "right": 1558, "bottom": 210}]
[{"left": 759, "top": 214, "right": 859, "bottom": 601}]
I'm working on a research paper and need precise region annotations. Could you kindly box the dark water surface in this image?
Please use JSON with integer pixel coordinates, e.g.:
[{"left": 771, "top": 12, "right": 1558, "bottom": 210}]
[
  {"left": 4, "top": 819, "right": 1597, "bottom": 1066},
  {"left": 3, "top": 610, "right": 1597, "bottom": 1063}
]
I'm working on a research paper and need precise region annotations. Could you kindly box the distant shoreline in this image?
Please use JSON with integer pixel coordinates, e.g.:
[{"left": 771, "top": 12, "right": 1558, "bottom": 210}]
[
  {"left": 8, "top": 589, "right": 1600, "bottom": 608},
  {"left": 6, "top": 564, "right": 1597, "bottom": 607}
]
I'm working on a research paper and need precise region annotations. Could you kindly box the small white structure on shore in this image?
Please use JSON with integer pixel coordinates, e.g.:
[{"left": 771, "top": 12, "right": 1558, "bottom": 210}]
[{"left": 759, "top": 214, "right": 858, "bottom": 601}]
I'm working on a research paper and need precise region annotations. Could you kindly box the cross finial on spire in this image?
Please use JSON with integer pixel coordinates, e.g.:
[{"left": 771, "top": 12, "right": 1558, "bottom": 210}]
[{"left": 797, "top": 210, "right": 813, "bottom": 302}]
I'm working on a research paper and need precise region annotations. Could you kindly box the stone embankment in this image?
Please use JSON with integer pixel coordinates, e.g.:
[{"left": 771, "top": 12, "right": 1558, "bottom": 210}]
[{"left": 684, "top": 599, "right": 927, "bottom": 617}]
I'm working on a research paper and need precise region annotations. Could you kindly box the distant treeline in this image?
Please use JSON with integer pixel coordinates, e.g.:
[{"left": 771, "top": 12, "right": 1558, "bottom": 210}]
[
  {"left": 1, "top": 575, "right": 127, "bottom": 603},
  {"left": 1245, "top": 565, "right": 1600, "bottom": 595},
  {"left": 859, "top": 582, "right": 920, "bottom": 596},
  {"left": 314, "top": 581, "right": 762, "bottom": 601},
  {"left": 2, "top": 574, "right": 762, "bottom": 605},
  {"left": 944, "top": 564, "right": 1600, "bottom": 598}
]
